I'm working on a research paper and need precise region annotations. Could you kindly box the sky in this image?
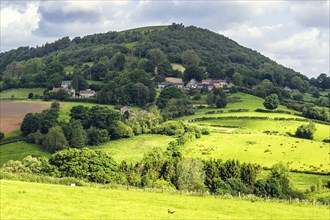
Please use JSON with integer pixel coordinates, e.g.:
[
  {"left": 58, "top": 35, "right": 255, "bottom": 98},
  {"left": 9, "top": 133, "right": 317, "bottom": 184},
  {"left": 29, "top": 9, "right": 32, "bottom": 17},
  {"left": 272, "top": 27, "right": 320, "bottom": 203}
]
[{"left": 0, "top": 0, "right": 329, "bottom": 78}]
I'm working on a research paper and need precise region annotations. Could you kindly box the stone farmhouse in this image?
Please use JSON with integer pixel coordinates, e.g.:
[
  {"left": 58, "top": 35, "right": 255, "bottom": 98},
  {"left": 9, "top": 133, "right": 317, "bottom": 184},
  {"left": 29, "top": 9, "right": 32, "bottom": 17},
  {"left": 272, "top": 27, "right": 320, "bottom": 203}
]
[
  {"left": 52, "top": 81, "right": 75, "bottom": 96},
  {"left": 79, "top": 89, "right": 96, "bottom": 98}
]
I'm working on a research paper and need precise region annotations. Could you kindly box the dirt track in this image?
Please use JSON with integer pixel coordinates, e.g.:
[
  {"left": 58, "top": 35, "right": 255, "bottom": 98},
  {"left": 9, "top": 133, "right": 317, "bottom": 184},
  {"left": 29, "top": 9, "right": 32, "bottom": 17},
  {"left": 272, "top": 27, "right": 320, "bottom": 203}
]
[{"left": 0, "top": 101, "right": 50, "bottom": 134}]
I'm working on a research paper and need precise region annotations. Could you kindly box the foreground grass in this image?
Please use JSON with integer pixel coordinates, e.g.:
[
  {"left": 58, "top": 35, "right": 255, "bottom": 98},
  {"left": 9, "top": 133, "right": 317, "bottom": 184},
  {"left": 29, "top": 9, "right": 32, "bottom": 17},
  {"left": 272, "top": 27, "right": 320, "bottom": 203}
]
[
  {"left": 1, "top": 180, "right": 328, "bottom": 219},
  {"left": 0, "top": 142, "right": 50, "bottom": 166},
  {"left": 0, "top": 88, "right": 46, "bottom": 99}
]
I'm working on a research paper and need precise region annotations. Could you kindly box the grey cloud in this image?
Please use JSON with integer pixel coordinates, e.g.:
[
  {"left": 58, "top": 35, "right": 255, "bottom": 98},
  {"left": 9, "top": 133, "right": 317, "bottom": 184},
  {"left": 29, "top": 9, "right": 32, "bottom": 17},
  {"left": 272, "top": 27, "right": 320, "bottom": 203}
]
[
  {"left": 292, "top": 1, "right": 329, "bottom": 28},
  {"left": 40, "top": 9, "right": 101, "bottom": 24},
  {"left": 130, "top": 1, "right": 257, "bottom": 30}
]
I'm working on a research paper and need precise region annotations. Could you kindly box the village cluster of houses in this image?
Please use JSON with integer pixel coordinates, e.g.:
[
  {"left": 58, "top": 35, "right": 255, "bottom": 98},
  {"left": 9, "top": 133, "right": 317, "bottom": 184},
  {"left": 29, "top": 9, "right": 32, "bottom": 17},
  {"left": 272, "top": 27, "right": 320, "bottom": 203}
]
[
  {"left": 158, "top": 79, "right": 234, "bottom": 91},
  {"left": 53, "top": 78, "right": 235, "bottom": 99},
  {"left": 52, "top": 81, "right": 96, "bottom": 98}
]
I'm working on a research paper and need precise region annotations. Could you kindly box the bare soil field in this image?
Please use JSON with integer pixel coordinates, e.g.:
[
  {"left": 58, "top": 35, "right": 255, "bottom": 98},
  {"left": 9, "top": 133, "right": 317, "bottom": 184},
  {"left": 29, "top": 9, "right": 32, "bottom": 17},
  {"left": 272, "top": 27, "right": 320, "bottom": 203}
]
[{"left": 0, "top": 101, "right": 50, "bottom": 134}]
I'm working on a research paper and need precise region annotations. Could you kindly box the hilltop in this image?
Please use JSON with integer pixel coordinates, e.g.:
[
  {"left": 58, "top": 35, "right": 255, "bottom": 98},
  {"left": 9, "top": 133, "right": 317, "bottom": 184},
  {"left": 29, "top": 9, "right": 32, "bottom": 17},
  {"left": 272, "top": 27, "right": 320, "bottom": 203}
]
[{"left": 0, "top": 23, "right": 309, "bottom": 92}]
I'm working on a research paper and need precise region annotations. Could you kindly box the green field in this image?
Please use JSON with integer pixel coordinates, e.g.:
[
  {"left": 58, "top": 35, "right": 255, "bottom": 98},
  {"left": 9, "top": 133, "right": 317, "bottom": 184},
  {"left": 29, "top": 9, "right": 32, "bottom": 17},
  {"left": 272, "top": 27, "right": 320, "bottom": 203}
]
[
  {"left": 120, "top": 25, "right": 168, "bottom": 34},
  {"left": 96, "top": 134, "right": 175, "bottom": 163},
  {"left": 87, "top": 80, "right": 103, "bottom": 85},
  {"left": 0, "top": 88, "right": 46, "bottom": 99},
  {"left": 183, "top": 132, "right": 329, "bottom": 172},
  {"left": 192, "top": 119, "right": 329, "bottom": 141},
  {"left": 64, "top": 66, "right": 74, "bottom": 74},
  {"left": 171, "top": 63, "right": 185, "bottom": 73},
  {"left": 1, "top": 180, "right": 328, "bottom": 219},
  {"left": 174, "top": 92, "right": 330, "bottom": 172},
  {"left": 0, "top": 142, "right": 50, "bottom": 166},
  {"left": 180, "top": 93, "right": 300, "bottom": 120}
]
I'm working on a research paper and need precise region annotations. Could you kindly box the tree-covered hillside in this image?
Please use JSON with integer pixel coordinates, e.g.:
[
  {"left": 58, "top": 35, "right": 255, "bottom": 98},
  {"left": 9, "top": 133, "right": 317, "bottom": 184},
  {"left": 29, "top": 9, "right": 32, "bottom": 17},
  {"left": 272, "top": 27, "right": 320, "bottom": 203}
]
[{"left": 0, "top": 23, "right": 328, "bottom": 98}]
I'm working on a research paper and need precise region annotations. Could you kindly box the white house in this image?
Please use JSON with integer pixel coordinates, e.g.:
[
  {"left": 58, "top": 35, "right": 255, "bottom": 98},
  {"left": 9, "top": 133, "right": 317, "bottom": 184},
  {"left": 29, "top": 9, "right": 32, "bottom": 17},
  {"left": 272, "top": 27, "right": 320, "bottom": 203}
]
[{"left": 80, "top": 89, "right": 96, "bottom": 98}]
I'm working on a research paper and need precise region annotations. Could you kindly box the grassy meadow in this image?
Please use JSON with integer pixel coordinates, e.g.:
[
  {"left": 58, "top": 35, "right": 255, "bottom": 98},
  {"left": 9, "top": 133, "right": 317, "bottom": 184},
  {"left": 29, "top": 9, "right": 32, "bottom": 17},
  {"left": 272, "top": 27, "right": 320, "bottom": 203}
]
[
  {"left": 171, "top": 63, "right": 186, "bottom": 72},
  {"left": 96, "top": 134, "right": 175, "bottom": 163},
  {"left": 0, "top": 88, "right": 46, "bottom": 99},
  {"left": 0, "top": 142, "right": 50, "bottom": 166},
  {"left": 1, "top": 180, "right": 329, "bottom": 219}
]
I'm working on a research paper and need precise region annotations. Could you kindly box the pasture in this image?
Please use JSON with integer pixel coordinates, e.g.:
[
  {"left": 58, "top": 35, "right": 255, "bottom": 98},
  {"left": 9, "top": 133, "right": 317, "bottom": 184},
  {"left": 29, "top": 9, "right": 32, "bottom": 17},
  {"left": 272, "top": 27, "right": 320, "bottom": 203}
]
[
  {"left": 96, "top": 134, "right": 175, "bottom": 163},
  {"left": 184, "top": 132, "right": 329, "bottom": 172},
  {"left": 1, "top": 180, "right": 328, "bottom": 219},
  {"left": 0, "top": 88, "right": 46, "bottom": 99},
  {"left": 180, "top": 93, "right": 300, "bottom": 120},
  {"left": 0, "top": 142, "right": 50, "bottom": 166},
  {"left": 171, "top": 63, "right": 185, "bottom": 73}
]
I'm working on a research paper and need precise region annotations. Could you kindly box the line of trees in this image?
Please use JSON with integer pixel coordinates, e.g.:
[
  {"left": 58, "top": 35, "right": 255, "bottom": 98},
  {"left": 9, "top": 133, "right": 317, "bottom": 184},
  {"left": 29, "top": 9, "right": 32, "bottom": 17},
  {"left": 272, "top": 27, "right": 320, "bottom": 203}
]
[
  {"left": 1, "top": 146, "right": 304, "bottom": 200},
  {"left": 21, "top": 102, "right": 207, "bottom": 153}
]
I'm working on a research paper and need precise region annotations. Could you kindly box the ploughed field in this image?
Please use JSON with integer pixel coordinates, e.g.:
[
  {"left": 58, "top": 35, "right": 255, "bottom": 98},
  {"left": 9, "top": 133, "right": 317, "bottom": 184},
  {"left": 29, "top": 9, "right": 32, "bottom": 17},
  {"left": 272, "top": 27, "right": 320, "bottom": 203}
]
[{"left": 0, "top": 101, "right": 49, "bottom": 134}]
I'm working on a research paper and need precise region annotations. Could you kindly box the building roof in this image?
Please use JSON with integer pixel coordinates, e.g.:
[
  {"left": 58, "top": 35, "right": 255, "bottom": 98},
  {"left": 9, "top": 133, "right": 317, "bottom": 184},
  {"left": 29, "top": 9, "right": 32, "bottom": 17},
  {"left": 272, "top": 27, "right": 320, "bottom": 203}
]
[{"left": 80, "top": 89, "right": 95, "bottom": 95}]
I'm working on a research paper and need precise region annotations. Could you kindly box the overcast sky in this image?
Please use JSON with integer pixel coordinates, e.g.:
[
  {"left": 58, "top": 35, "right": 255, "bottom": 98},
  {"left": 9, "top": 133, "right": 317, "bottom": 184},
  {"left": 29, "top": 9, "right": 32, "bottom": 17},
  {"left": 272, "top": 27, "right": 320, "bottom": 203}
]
[{"left": 1, "top": 0, "right": 329, "bottom": 78}]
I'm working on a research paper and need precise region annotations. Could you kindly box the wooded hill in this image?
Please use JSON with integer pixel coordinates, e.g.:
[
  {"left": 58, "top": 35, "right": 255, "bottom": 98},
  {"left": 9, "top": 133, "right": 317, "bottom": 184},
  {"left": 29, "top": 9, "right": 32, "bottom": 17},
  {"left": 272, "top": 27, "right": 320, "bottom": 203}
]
[{"left": 1, "top": 23, "right": 326, "bottom": 98}]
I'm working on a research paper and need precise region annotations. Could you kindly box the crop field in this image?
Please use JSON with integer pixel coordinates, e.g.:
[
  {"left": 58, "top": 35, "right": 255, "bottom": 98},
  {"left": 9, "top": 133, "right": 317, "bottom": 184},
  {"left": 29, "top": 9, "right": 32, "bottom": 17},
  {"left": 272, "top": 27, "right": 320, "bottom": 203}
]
[
  {"left": 0, "top": 142, "right": 50, "bottom": 166},
  {"left": 1, "top": 180, "right": 328, "bottom": 219},
  {"left": 0, "top": 101, "right": 50, "bottom": 134},
  {"left": 96, "top": 134, "right": 175, "bottom": 163},
  {"left": 0, "top": 88, "right": 46, "bottom": 99}
]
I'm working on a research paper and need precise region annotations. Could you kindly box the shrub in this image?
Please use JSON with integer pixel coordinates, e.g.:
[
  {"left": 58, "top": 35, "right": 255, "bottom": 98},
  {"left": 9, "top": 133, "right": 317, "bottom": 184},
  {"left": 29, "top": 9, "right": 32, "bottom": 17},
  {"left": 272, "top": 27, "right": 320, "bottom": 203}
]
[
  {"left": 295, "top": 123, "right": 316, "bottom": 140},
  {"left": 51, "top": 101, "right": 60, "bottom": 109},
  {"left": 201, "top": 127, "right": 210, "bottom": 135},
  {"left": 26, "top": 130, "right": 44, "bottom": 145},
  {"left": 192, "top": 94, "right": 201, "bottom": 100},
  {"left": 263, "top": 94, "right": 280, "bottom": 110},
  {"left": 0, "top": 131, "right": 4, "bottom": 140},
  {"left": 48, "top": 148, "right": 119, "bottom": 183},
  {"left": 151, "top": 121, "right": 185, "bottom": 136},
  {"left": 28, "top": 92, "right": 34, "bottom": 99},
  {"left": 302, "top": 106, "right": 329, "bottom": 121},
  {"left": 111, "top": 121, "right": 134, "bottom": 139}
]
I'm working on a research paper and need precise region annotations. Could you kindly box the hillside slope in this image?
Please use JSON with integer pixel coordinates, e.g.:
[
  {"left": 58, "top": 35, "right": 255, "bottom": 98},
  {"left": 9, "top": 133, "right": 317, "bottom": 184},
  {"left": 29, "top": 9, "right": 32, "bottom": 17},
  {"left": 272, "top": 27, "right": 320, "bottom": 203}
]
[{"left": 0, "top": 23, "right": 308, "bottom": 92}]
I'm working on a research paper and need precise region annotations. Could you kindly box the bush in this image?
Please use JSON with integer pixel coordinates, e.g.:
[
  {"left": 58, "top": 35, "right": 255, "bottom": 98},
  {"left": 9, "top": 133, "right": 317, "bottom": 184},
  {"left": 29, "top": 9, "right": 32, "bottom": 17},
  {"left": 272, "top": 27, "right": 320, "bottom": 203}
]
[
  {"left": 192, "top": 94, "right": 201, "bottom": 100},
  {"left": 263, "top": 94, "right": 280, "bottom": 110},
  {"left": 302, "top": 106, "right": 329, "bottom": 121},
  {"left": 48, "top": 148, "right": 119, "bottom": 183},
  {"left": 111, "top": 121, "right": 134, "bottom": 139},
  {"left": 151, "top": 121, "right": 185, "bottom": 136},
  {"left": 51, "top": 101, "right": 60, "bottom": 109},
  {"left": 295, "top": 123, "right": 316, "bottom": 140},
  {"left": 28, "top": 92, "right": 34, "bottom": 99},
  {"left": 201, "top": 127, "right": 210, "bottom": 135},
  {"left": 216, "top": 98, "right": 227, "bottom": 108},
  {"left": 0, "top": 131, "right": 4, "bottom": 140},
  {"left": 26, "top": 131, "right": 44, "bottom": 145}
]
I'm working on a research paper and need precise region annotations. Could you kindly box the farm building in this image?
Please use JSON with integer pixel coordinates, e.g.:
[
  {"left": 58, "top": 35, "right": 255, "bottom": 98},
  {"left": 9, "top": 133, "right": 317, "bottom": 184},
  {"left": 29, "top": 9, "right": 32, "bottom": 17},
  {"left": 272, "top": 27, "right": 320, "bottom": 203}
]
[
  {"left": 79, "top": 89, "right": 96, "bottom": 98},
  {"left": 52, "top": 81, "right": 75, "bottom": 97}
]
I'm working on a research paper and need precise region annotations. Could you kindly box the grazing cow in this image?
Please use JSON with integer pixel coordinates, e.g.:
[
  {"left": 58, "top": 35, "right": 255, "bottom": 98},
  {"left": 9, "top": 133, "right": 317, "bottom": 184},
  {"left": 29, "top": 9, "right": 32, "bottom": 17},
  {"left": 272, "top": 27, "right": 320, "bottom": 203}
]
[{"left": 168, "top": 209, "right": 175, "bottom": 214}]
